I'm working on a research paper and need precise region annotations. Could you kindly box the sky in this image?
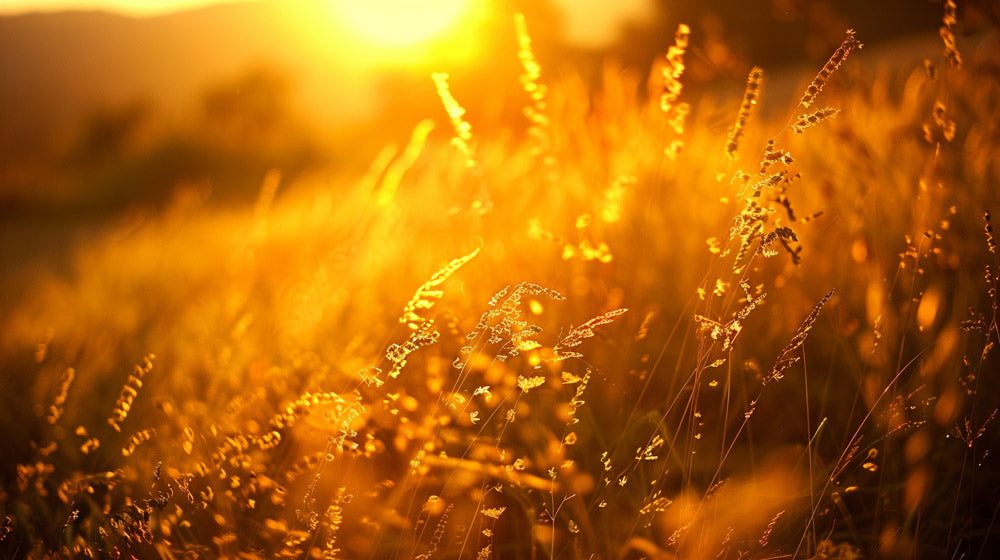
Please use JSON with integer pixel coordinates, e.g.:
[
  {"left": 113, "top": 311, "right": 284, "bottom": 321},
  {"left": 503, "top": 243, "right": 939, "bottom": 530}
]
[{"left": 0, "top": 0, "right": 657, "bottom": 48}]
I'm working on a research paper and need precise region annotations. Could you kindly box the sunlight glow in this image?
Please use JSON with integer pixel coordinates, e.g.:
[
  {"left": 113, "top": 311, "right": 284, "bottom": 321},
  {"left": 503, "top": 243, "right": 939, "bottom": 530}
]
[{"left": 331, "top": 0, "right": 468, "bottom": 47}]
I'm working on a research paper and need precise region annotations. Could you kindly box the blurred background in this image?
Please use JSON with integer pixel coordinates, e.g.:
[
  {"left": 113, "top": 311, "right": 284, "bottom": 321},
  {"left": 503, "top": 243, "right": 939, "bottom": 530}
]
[
  {"left": 4, "top": 0, "right": 997, "bottom": 210},
  {"left": 1, "top": 0, "right": 997, "bottom": 307}
]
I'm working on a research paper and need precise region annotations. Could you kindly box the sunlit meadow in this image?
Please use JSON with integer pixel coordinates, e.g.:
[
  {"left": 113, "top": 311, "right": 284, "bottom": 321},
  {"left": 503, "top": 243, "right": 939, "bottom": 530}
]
[{"left": 2, "top": 2, "right": 999, "bottom": 559}]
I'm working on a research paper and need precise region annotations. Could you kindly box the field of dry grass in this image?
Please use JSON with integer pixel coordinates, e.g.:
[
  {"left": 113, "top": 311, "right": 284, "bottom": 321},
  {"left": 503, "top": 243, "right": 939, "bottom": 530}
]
[{"left": 2, "top": 5, "right": 999, "bottom": 559}]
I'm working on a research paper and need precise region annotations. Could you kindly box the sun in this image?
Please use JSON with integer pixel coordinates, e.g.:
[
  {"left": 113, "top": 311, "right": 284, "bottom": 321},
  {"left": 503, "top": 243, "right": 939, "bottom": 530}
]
[{"left": 331, "top": 0, "right": 469, "bottom": 48}]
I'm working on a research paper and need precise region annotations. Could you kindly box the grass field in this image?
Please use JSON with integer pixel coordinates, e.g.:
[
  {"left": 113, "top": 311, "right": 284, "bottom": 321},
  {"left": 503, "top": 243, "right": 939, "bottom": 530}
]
[{"left": 2, "top": 5, "right": 999, "bottom": 559}]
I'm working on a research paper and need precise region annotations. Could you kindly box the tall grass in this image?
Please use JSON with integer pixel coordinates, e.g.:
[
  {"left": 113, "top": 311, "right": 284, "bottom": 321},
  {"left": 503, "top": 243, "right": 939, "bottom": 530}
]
[{"left": 2, "top": 8, "right": 999, "bottom": 560}]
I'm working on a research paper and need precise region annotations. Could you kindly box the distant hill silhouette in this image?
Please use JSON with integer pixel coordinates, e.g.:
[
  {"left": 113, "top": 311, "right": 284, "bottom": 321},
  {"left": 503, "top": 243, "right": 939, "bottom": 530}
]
[{"left": 0, "top": 2, "right": 368, "bottom": 153}]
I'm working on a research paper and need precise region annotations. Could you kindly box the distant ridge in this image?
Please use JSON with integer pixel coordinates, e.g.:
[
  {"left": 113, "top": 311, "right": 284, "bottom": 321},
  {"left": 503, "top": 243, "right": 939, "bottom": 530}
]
[{"left": 0, "top": 2, "right": 354, "bottom": 147}]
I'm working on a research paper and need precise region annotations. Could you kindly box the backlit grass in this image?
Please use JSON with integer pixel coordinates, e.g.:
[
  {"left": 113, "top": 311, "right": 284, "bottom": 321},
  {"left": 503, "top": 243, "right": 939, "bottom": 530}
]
[{"left": 2, "top": 6, "right": 999, "bottom": 559}]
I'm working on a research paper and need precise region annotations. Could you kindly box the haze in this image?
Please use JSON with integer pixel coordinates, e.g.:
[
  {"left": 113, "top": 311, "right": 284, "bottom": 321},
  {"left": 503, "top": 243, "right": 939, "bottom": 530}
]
[{"left": 0, "top": 1, "right": 244, "bottom": 16}]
